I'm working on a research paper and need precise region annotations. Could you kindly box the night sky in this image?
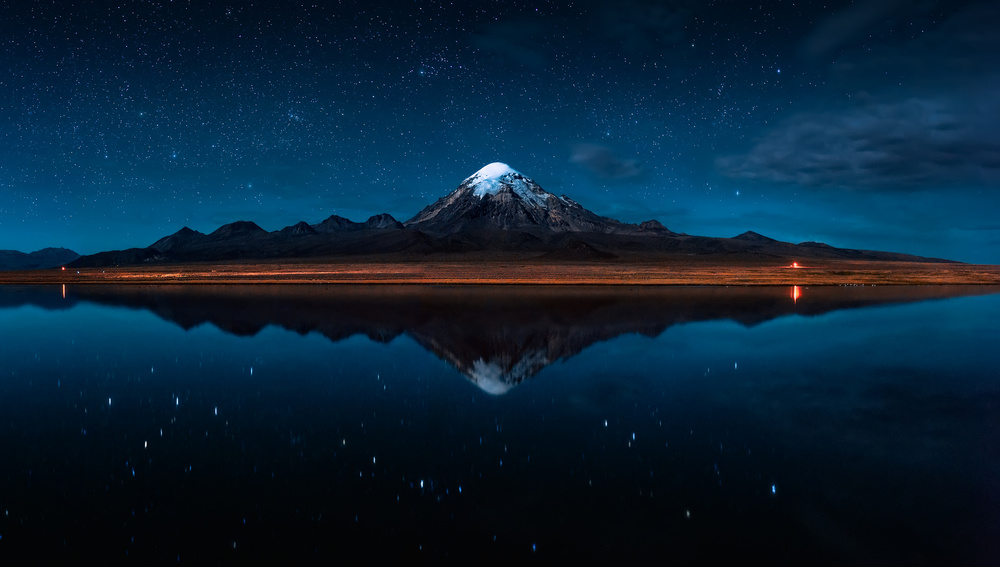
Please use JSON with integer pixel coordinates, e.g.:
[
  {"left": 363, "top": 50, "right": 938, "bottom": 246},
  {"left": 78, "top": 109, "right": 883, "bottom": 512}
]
[{"left": 2, "top": 0, "right": 998, "bottom": 262}]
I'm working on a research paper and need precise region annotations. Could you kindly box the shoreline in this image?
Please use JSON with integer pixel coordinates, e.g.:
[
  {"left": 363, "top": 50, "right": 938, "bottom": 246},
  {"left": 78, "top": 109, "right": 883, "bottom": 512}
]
[{"left": 2, "top": 260, "right": 999, "bottom": 286}]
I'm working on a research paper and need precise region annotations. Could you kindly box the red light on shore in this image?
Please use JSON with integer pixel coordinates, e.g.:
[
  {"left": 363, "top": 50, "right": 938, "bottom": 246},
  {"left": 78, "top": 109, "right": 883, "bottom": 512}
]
[
  {"left": 61, "top": 266, "right": 66, "bottom": 271},
  {"left": 791, "top": 262, "right": 800, "bottom": 268}
]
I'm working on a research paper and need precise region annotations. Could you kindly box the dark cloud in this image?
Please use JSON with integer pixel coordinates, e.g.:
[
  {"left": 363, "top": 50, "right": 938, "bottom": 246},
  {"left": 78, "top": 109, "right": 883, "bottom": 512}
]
[
  {"left": 570, "top": 144, "right": 643, "bottom": 180},
  {"left": 823, "top": 2, "right": 1000, "bottom": 92},
  {"left": 717, "top": 90, "right": 1000, "bottom": 191},
  {"left": 801, "top": 0, "right": 938, "bottom": 60},
  {"left": 733, "top": 2, "right": 997, "bottom": 192}
]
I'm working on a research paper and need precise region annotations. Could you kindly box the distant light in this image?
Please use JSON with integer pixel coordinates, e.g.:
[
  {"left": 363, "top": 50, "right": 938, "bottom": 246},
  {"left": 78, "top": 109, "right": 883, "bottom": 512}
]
[
  {"left": 771, "top": 484, "right": 777, "bottom": 494},
  {"left": 777, "top": 68, "right": 781, "bottom": 74}
]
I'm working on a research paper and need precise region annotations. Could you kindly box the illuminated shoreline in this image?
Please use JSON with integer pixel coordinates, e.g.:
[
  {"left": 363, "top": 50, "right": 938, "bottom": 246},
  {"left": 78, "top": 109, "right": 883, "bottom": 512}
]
[{"left": 2, "top": 259, "right": 999, "bottom": 286}]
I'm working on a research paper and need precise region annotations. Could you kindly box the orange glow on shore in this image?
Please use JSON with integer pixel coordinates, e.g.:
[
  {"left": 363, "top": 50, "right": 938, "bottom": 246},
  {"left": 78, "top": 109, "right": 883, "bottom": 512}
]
[
  {"left": 3, "top": 260, "right": 997, "bottom": 286},
  {"left": 791, "top": 262, "right": 801, "bottom": 268},
  {"left": 791, "top": 285, "right": 802, "bottom": 303}
]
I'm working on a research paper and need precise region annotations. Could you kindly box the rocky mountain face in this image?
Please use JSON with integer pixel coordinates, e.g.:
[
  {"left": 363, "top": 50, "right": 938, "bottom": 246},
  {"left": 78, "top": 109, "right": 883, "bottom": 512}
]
[
  {"left": 365, "top": 213, "right": 405, "bottom": 230},
  {"left": 0, "top": 247, "right": 79, "bottom": 271},
  {"left": 406, "top": 162, "right": 666, "bottom": 236}
]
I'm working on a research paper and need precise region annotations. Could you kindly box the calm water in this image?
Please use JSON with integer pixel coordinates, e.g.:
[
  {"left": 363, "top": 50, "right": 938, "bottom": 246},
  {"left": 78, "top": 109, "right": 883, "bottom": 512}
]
[{"left": 0, "top": 284, "right": 998, "bottom": 563}]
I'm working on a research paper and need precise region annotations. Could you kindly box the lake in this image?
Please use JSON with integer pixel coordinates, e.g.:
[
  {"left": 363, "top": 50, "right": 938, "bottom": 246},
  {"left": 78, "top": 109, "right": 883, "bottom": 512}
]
[{"left": 0, "top": 284, "right": 998, "bottom": 563}]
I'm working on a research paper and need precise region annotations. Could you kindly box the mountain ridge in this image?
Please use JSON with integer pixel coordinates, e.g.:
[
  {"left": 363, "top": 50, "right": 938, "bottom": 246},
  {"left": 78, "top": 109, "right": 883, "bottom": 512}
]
[{"left": 65, "top": 162, "right": 955, "bottom": 267}]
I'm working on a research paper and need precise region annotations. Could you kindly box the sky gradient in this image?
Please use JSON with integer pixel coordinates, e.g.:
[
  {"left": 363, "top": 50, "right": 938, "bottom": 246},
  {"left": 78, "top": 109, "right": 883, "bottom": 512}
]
[{"left": 2, "top": 0, "right": 998, "bottom": 262}]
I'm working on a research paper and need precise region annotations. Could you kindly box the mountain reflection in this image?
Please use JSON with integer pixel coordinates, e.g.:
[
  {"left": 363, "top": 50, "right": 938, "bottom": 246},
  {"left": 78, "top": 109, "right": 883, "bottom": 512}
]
[{"left": 4, "top": 284, "right": 996, "bottom": 394}]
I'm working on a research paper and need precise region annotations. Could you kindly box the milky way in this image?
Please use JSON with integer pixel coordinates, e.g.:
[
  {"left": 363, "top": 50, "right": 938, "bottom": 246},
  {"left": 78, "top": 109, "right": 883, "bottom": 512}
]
[{"left": 1, "top": 1, "right": 997, "bottom": 262}]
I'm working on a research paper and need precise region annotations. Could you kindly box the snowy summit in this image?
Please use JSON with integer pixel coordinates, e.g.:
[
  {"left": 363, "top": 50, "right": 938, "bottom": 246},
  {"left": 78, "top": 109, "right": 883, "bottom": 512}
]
[
  {"left": 405, "top": 161, "right": 647, "bottom": 235},
  {"left": 463, "top": 162, "right": 551, "bottom": 207}
]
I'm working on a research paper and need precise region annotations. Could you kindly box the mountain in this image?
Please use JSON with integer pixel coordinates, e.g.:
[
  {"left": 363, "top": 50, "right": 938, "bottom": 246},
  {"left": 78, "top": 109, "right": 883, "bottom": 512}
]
[
  {"left": 313, "top": 214, "right": 360, "bottom": 233},
  {"left": 365, "top": 213, "right": 405, "bottom": 230},
  {"left": 150, "top": 227, "right": 205, "bottom": 253},
  {"left": 313, "top": 213, "right": 405, "bottom": 233},
  {"left": 64, "top": 162, "right": 954, "bottom": 267},
  {"left": 209, "top": 220, "right": 267, "bottom": 239},
  {"left": 279, "top": 222, "right": 317, "bottom": 236},
  {"left": 406, "top": 162, "right": 663, "bottom": 235},
  {"left": 0, "top": 247, "right": 79, "bottom": 271},
  {"left": 733, "top": 231, "right": 779, "bottom": 243},
  {"left": 639, "top": 220, "right": 670, "bottom": 232}
]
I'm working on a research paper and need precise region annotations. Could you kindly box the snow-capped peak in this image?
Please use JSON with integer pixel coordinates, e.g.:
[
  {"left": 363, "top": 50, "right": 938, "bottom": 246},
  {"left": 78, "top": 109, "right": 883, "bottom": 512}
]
[
  {"left": 468, "top": 162, "right": 519, "bottom": 184},
  {"left": 463, "top": 162, "right": 551, "bottom": 208}
]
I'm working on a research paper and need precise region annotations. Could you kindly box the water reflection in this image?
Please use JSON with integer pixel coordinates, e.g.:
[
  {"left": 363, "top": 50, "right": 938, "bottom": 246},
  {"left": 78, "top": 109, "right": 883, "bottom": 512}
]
[
  {"left": 0, "top": 284, "right": 998, "bottom": 562},
  {"left": 2, "top": 284, "right": 995, "bottom": 394}
]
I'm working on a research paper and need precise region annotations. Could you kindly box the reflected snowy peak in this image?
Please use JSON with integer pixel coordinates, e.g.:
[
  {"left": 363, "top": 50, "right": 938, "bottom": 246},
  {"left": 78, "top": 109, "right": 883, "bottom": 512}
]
[{"left": 6, "top": 284, "right": 997, "bottom": 395}]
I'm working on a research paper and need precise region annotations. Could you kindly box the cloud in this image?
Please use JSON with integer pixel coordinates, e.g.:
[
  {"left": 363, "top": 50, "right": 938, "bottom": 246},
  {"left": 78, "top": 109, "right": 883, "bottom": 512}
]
[
  {"left": 740, "top": 2, "right": 1000, "bottom": 191},
  {"left": 570, "top": 144, "right": 643, "bottom": 180},
  {"left": 801, "top": 0, "right": 938, "bottom": 60},
  {"left": 820, "top": 2, "right": 1000, "bottom": 94},
  {"left": 717, "top": 95, "right": 1000, "bottom": 191}
]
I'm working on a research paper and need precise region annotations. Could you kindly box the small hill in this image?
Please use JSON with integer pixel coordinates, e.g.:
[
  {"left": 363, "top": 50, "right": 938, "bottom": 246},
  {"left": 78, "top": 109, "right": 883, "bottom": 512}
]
[{"left": 0, "top": 248, "right": 80, "bottom": 271}]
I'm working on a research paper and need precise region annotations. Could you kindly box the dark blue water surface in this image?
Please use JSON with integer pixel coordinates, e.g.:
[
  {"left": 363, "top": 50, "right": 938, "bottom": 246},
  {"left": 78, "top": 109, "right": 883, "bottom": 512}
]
[{"left": 0, "top": 284, "right": 998, "bottom": 563}]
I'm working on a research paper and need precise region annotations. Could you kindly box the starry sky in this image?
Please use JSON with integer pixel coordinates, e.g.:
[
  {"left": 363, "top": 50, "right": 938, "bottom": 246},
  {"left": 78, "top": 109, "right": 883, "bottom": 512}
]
[{"left": 2, "top": 0, "right": 998, "bottom": 262}]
